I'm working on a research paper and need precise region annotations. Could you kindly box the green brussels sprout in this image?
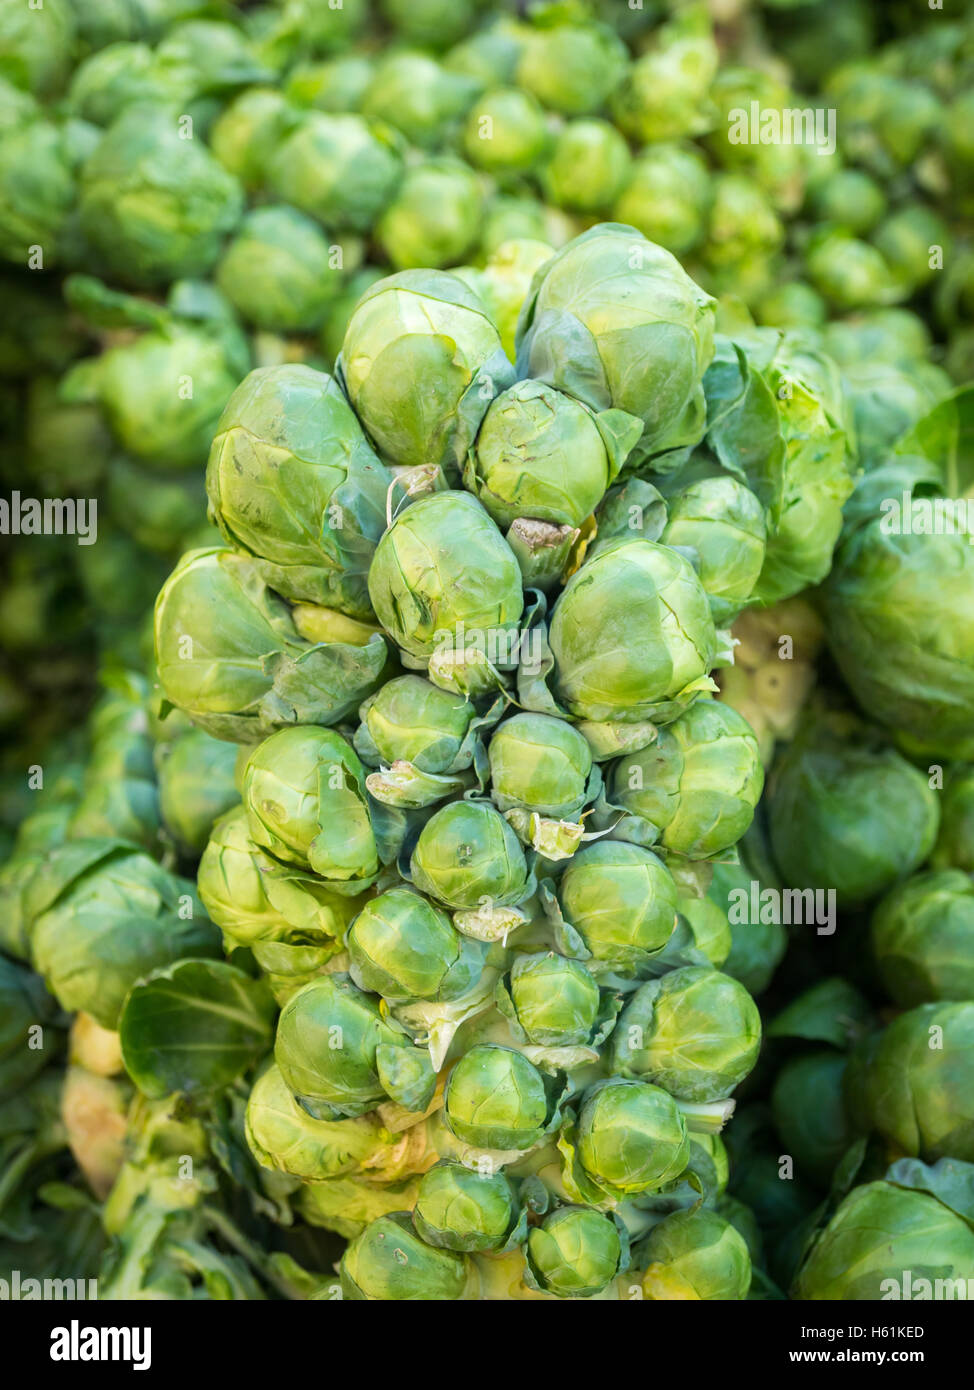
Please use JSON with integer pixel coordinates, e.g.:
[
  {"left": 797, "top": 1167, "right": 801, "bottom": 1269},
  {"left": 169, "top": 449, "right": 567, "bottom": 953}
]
[
  {"left": 273, "top": 0, "right": 369, "bottom": 55},
  {"left": 78, "top": 104, "right": 243, "bottom": 287},
  {"left": 875, "top": 204, "right": 949, "bottom": 297},
  {"left": 823, "top": 306, "right": 932, "bottom": 369},
  {"left": 339, "top": 269, "right": 515, "bottom": 474},
  {"left": 105, "top": 458, "right": 206, "bottom": 554},
  {"left": 663, "top": 478, "right": 767, "bottom": 625},
  {"left": 771, "top": 1051, "right": 853, "bottom": 1190},
  {"left": 464, "top": 379, "right": 641, "bottom": 531},
  {"left": 932, "top": 769, "right": 974, "bottom": 873},
  {"left": 872, "top": 870, "right": 974, "bottom": 1006},
  {"left": 268, "top": 113, "right": 403, "bottom": 233},
  {"left": 606, "top": 700, "right": 764, "bottom": 860},
  {"left": 285, "top": 55, "right": 375, "bottom": 113},
  {"left": 156, "top": 728, "right": 240, "bottom": 855},
  {"left": 445, "top": 1043, "right": 555, "bottom": 1151},
  {"left": 380, "top": 0, "right": 478, "bottom": 50},
  {"left": 674, "top": 893, "right": 732, "bottom": 969},
  {"left": 154, "top": 548, "right": 388, "bottom": 741},
  {"left": 703, "top": 174, "right": 784, "bottom": 303},
  {"left": 576, "top": 1078, "right": 690, "bottom": 1197},
  {"left": 548, "top": 539, "right": 717, "bottom": 726},
  {"left": 708, "top": 858, "right": 787, "bottom": 997},
  {"left": 839, "top": 359, "right": 950, "bottom": 468},
  {"left": 197, "top": 806, "right": 360, "bottom": 950},
  {"left": 864, "top": 1003, "right": 974, "bottom": 1162},
  {"left": 805, "top": 229, "right": 899, "bottom": 310},
  {"left": 0, "top": 0, "right": 74, "bottom": 97},
  {"left": 805, "top": 167, "right": 887, "bottom": 235},
  {"left": 410, "top": 800, "right": 528, "bottom": 913},
  {"left": 611, "top": 7, "right": 718, "bottom": 141},
  {"left": 206, "top": 363, "right": 390, "bottom": 616},
  {"left": 516, "top": 224, "right": 716, "bottom": 466},
  {"left": 62, "top": 319, "right": 246, "bottom": 471},
  {"left": 556, "top": 841, "right": 678, "bottom": 972},
  {"left": 825, "top": 523, "right": 974, "bottom": 761},
  {"left": 488, "top": 712, "right": 593, "bottom": 821},
  {"left": 612, "top": 967, "right": 761, "bottom": 1102},
  {"left": 704, "top": 66, "right": 809, "bottom": 215},
  {"left": 613, "top": 144, "right": 712, "bottom": 257},
  {"left": 480, "top": 196, "right": 578, "bottom": 258},
  {"left": 640, "top": 1209, "right": 751, "bottom": 1300},
  {"left": 242, "top": 726, "right": 378, "bottom": 891},
  {"left": 275, "top": 973, "right": 435, "bottom": 1121},
  {"left": 540, "top": 120, "right": 631, "bottom": 214},
  {"left": 414, "top": 1161, "right": 521, "bottom": 1253},
  {"left": 356, "top": 676, "right": 479, "bottom": 773},
  {"left": 66, "top": 42, "right": 185, "bottom": 127},
  {"left": 368, "top": 491, "right": 523, "bottom": 662},
  {"left": 517, "top": 13, "right": 628, "bottom": 115},
  {"left": 0, "top": 99, "right": 77, "bottom": 266},
  {"left": 340, "top": 1213, "right": 469, "bottom": 1300},
  {"left": 319, "top": 264, "right": 387, "bottom": 369},
  {"left": 377, "top": 158, "right": 483, "bottom": 270},
  {"left": 500, "top": 951, "right": 601, "bottom": 1050},
  {"left": 462, "top": 88, "right": 550, "bottom": 178},
  {"left": 208, "top": 88, "right": 292, "bottom": 189},
  {"left": 347, "top": 887, "right": 486, "bottom": 1005},
  {"left": 767, "top": 717, "right": 939, "bottom": 907},
  {"left": 361, "top": 51, "right": 480, "bottom": 150},
  {"left": 215, "top": 206, "right": 343, "bottom": 331},
  {"left": 445, "top": 19, "right": 524, "bottom": 85},
  {"left": 794, "top": 1177, "right": 974, "bottom": 1300},
  {"left": 828, "top": 66, "right": 940, "bottom": 175},
  {"left": 526, "top": 1207, "right": 627, "bottom": 1298},
  {"left": 30, "top": 840, "right": 220, "bottom": 1030},
  {"left": 756, "top": 281, "right": 827, "bottom": 331},
  {"left": 245, "top": 1061, "right": 399, "bottom": 1184}
]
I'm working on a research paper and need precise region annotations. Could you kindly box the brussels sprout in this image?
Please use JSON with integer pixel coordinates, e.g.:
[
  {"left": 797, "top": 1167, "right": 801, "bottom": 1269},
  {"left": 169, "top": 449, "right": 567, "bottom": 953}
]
[
  {"left": 756, "top": 281, "right": 827, "bottom": 331},
  {"left": 640, "top": 1208, "right": 751, "bottom": 1300},
  {"left": 805, "top": 167, "right": 887, "bottom": 235},
  {"left": 864, "top": 1003, "right": 974, "bottom": 1162},
  {"left": 663, "top": 478, "right": 767, "bottom": 624},
  {"left": 207, "top": 364, "right": 391, "bottom": 616},
  {"left": 516, "top": 224, "right": 716, "bottom": 466},
  {"left": 526, "top": 1207, "right": 627, "bottom": 1298},
  {"left": 674, "top": 894, "right": 732, "bottom": 969},
  {"left": 356, "top": 676, "right": 478, "bottom": 770},
  {"left": 446, "top": 1043, "right": 558, "bottom": 1151},
  {"left": 794, "top": 1177, "right": 974, "bottom": 1300},
  {"left": 347, "top": 886, "right": 486, "bottom": 1005},
  {"left": 242, "top": 726, "right": 378, "bottom": 891},
  {"left": 708, "top": 858, "right": 787, "bottom": 997},
  {"left": 517, "top": 13, "right": 628, "bottom": 115},
  {"left": 0, "top": 0, "right": 74, "bottom": 97},
  {"left": 29, "top": 840, "right": 220, "bottom": 1030},
  {"left": 611, "top": 7, "right": 718, "bottom": 141},
  {"left": 414, "top": 1161, "right": 521, "bottom": 1253},
  {"left": 215, "top": 206, "right": 343, "bottom": 332},
  {"left": 454, "top": 238, "right": 553, "bottom": 364},
  {"left": 767, "top": 717, "right": 939, "bottom": 907},
  {"left": 368, "top": 491, "right": 523, "bottom": 663},
  {"left": 462, "top": 87, "right": 550, "bottom": 179},
  {"left": 275, "top": 974, "right": 435, "bottom": 1121},
  {"left": 339, "top": 270, "right": 515, "bottom": 475},
  {"left": 156, "top": 728, "right": 239, "bottom": 856},
  {"left": 932, "top": 769, "right": 974, "bottom": 873},
  {"left": 361, "top": 51, "right": 480, "bottom": 150},
  {"left": 704, "top": 174, "right": 784, "bottom": 303},
  {"left": 78, "top": 104, "right": 243, "bottom": 287},
  {"left": 611, "top": 967, "right": 761, "bottom": 1102},
  {"left": 556, "top": 841, "right": 678, "bottom": 972},
  {"left": 547, "top": 539, "right": 717, "bottom": 726},
  {"left": 0, "top": 955, "right": 58, "bottom": 1096},
  {"left": 268, "top": 112, "right": 403, "bottom": 232},
  {"left": 340, "top": 1213, "right": 469, "bottom": 1300},
  {"left": 208, "top": 88, "right": 292, "bottom": 188},
  {"left": 285, "top": 55, "right": 375, "bottom": 113},
  {"left": 488, "top": 712, "right": 593, "bottom": 822},
  {"left": 771, "top": 1051, "right": 853, "bottom": 1190},
  {"left": 871, "top": 870, "right": 974, "bottom": 1006},
  {"left": 197, "top": 806, "right": 359, "bottom": 951},
  {"left": 499, "top": 951, "right": 601, "bottom": 1049},
  {"left": 480, "top": 196, "right": 578, "bottom": 258},
  {"left": 613, "top": 144, "right": 712, "bottom": 257},
  {"left": 245, "top": 1061, "right": 397, "bottom": 1184},
  {"left": 376, "top": 158, "right": 483, "bottom": 271},
  {"left": 0, "top": 102, "right": 78, "bottom": 266},
  {"left": 465, "top": 380, "right": 641, "bottom": 532},
  {"left": 805, "top": 229, "right": 900, "bottom": 310},
  {"left": 154, "top": 548, "right": 388, "bottom": 741},
  {"left": 576, "top": 1078, "right": 690, "bottom": 1197},
  {"left": 410, "top": 800, "right": 528, "bottom": 915},
  {"left": 541, "top": 120, "right": 631, "bottom": 214},
  {"left": 825, "top": 519, "right": 974, "bottom": 762},
  {"left": 606, "top": 701, "right": 763, "bottom": 860}
]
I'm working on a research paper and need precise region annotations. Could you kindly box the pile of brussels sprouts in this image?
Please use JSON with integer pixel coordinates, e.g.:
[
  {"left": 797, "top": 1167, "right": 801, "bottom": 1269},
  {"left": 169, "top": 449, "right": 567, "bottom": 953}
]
[{"left": 1, "top": 0, "right": 973, "bottom": 1302}]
